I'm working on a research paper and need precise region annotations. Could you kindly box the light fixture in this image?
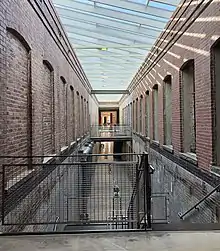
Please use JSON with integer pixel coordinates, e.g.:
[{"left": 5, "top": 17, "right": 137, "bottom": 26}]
[{"left": 98, "top": 47, "right": 108, "bottom": 51}]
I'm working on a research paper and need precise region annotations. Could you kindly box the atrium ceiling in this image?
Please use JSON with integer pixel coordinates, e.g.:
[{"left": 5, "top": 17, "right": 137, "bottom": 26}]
[{"left": 52, "top": 0, "right": 181, "bottom": 101}]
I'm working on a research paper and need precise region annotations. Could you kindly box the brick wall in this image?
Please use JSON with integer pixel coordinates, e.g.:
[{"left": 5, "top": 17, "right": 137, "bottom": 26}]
[
  {"left": 0, "top": 0, "right": 98, "bottom": 164},
  {"left": 5, "top": 31, "right": 30, "bottom": 158},
  {"left": 120, "top": 0, "right": 220, "bottom": 170}
]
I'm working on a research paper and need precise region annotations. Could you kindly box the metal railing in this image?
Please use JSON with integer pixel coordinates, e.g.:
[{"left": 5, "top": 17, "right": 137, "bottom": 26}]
[
  {"left": 127, "top": 152, "right": 152, "bottom": 230},
  {"left": 178, "top": 183, "right": 220, "bottom": 219},
  {"left": 0, "top": 153, "right": 150, "bottom": 233},
  {"left": 90, "top": 125, "right": 132, "bottom": 138}
]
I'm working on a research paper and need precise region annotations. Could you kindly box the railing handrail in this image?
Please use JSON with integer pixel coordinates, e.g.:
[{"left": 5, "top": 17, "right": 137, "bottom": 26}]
[
  {"left": 127, "top": 152, "right": 152, "bottom": 230},
  {"left": 178, "top": 183, "right": 220, "bottom": 219}
]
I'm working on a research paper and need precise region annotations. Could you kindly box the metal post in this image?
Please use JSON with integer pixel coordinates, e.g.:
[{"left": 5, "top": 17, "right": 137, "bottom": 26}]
[
  {"left": 144, "top": 152, "right": 151, "bottom": 229},
  {"left": 136, "top": 157, "right": 141, "bottom": 229},
  {"left": 1, "top": 165, "right": 5, "bottom": 225}
]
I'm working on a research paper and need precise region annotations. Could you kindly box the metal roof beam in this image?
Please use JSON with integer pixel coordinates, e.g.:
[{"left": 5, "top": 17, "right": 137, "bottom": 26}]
[
  {"left": 151, "top": 0, "right": 180, "bottom": 6},
  {"left": 71, "top": 41, "right": 148, "bottom": 57},
  {"left": 65, "top": 25, "right": 155, "bottom": 45},
  {"left": 64, "top": 23, "right": 157, "bottom": 43},
  {"left": 83, "top": 66, "right": 139, "bottom": 70},
  {"left": 61, "top": 16, "right": 161, "bottom": 38},
  {"left": 67, "top": 32, "right": 135, "bottom": 47},
  {"left": 55, "top": 2, "right": 166, "bottom": 28},
  {"left": 76, "top": 46, "right": 148, "bottom": 55},
  {"left": 70, "top": 38, "right": 150, "bottom": 56},
  {"left": 88, "top": 0, "right": 173, "bottom": 18},
  {"left": 91, "top": 90, "right": 130, "bottom": 94},
  {"left": 78, "top": 54, "right": 144, "bottom": 59},
  {"left": 72, "top": 42, "right": 148, "bottom": 56},
  {"left": 80, "top": 57, "right": 143, "bottom": 63}
]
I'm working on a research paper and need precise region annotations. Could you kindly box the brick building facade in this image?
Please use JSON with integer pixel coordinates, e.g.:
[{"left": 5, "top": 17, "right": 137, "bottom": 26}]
[
  {"left": 120, "top": 0, "right": 220, "bottom": 171},
  {"left": 0, "top": 0, "right": 99, "bottom": 160}
]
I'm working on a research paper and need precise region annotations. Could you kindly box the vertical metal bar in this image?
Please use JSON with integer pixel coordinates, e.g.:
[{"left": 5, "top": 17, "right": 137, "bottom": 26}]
[
  {"left": 77, "top": 163, "right": 80, "bottom": 221},
  {"left": 143, "top": 154, "right": 147, "bottom": 231},
  {"left": 131, "top": 196, "right": 134, "bottom": 229},
  {"left": 27, "top": 51, "right": 33, "bottom": 170},
  {"left": 1, "top": 165, "right": 5, "bottom": 225},
  {"left": 144, "top": 152, "right": 151, "bottom": 229},
  {"left": 165, "top": 196, "right": 168, "bottom": 223},
  {"left": 113, "top": 195, "right": 115, "bottom": 220},
  {"left": 97, "top": 163, "right": 100, "bottom": 222},
  {"left": 136, "top": 158, "right": 140, "bottom": 229},
  {"left": 120, "top": 197, "right": 123, "bottom": 229}
]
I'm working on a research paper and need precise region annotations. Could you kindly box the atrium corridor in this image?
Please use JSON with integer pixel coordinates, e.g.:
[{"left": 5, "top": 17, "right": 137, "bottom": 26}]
[{"left": 1, "top": 0, "right": 220, "bottom": 249}]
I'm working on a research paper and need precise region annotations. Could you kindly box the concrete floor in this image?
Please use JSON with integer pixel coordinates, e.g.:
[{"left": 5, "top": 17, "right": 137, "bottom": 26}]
[{"left": 0, "top": 231, "right": 220, "bottom": 251}]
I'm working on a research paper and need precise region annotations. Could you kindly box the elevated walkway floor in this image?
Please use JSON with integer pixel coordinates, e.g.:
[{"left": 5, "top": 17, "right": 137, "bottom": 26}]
[
  {"left": 1, "top": 231, "right": 220, "bottom": 250},
  {"left": 90, "top": 136, "right": 132, "bottom": 142}
]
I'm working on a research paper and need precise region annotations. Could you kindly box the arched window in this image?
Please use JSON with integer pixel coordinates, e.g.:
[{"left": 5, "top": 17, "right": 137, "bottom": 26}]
[
  {"left": 81, "top": 96, "right": 84, "bottom": 135},
  {"left": 181, "top": 60, "right": 196, "bottom": 153},
  {"left": 70, "top": 85, "right": 75, "bottom": 141},
  {"left": 140, "top": 95, "right": 143, "bottom": 134},
  {"left": 127, "top": 104, "right": 130, "bottom": 126},
  {"left": 76, "top": 91, "right": 80, "bottom": 138},
  {"left": 136, "top": 98, "right": 138, "bottom": 132},
  {"left": 6, "top": 28, "right": 32, "bottom": 162},
  {"left": 84, "top": 98, "right": 87, "bottom": 133},
  {"left": 60, "top": 76, "right": 67, "bottom": 146},
  {"left": 153, "top": 85, "right": 159, "bottom": 141},
  {"left": 43, "top": 60, "right": 55, "bottom": 154},
  {"left": 212, "top": 39, "right": 220, "bottom": 165},
  {"left": 145, "top": 90, "right": 150, "bottom": 137},
  {"left": 132, "top": 100, "right": 135, "bottom": 131},
  {"left": 163, "top": 75, "right": 172, "bottom": 146}
]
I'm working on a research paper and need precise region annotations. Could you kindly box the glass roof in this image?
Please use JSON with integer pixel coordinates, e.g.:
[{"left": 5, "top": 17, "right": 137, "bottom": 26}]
[{"left": 52, "top": 0, "right": 181, "bottom": 101}]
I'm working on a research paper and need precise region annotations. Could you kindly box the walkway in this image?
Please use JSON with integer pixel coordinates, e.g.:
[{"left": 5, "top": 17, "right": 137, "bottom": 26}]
[
  {"left": 1, "top": 231, "right": 220, "bottom": 250},
  {"left": 87, "top": 142, "right": 133, "bottom": 227}
]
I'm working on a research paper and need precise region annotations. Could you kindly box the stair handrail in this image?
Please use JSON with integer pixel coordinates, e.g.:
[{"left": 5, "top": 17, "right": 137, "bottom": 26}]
[{"left": 178, "top": 183, "right": 220, "bottom": 219}]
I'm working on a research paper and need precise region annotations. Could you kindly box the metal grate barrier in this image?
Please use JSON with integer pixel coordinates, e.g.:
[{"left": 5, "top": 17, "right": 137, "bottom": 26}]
[{"left": 0, "top": 153, "right": 151, "bottom": 232}]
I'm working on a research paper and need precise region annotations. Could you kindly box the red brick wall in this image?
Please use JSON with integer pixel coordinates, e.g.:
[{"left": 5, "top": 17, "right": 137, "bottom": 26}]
[
  {"left": 120, "top": 0, "right": 219, "bottom": 170},
  {"left": 0, "top": 0, "right": 97, "bottom": 160}
]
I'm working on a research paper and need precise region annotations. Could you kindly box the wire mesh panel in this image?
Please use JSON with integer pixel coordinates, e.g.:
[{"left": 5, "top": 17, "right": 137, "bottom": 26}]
[{"left": 1, "top": 154, "right": 143, "bottom": 231}]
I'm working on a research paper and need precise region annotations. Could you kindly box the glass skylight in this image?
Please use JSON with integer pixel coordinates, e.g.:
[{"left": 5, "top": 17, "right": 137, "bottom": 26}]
[{"left": 52, "top": 0, "right": 181, "bottom": 101}]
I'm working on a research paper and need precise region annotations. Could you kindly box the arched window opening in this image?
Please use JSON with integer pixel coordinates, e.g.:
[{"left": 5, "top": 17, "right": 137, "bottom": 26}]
[
  {"left": 145, "top": 90, "right": 150, "bottom": 137},
  {"left": 140, "top": 95, "right": 143, "bottom": 134},
  {"left": 70, "top": 85, "right": 75, "bottom": 141},
  {"left": 181, "top": 60, "right": 196, "bottom": 154},
  {"left": 84, "top": 99, "right": 87, "bottom": 133},
  {"left": 43, "top": 60, "right": 54, "bottom": 154},
  {"left": 153, "top": 85, "right": 159, "bottom": 141},
  {"left": 136, "top": 98, "right": 138, "bottom": 132},
  {"left": 163, "top": 75, "right": 172, "bottom": 146},
  {"left": 76, "top": 91, "right": 80, "bottom": 138},
  {"left": 212, "top": 40, "right": 220, "bottom": 165},
  {"left": 60, "top": 76, "right": 67, "bottom": 146},
  {"left": 6, "top": 28, "right": 32, "bottom": 164},
  {"left": 130, "top": 102, "right": 133, "bottom": 128},
  {"left": 132, "top": 100, "right": 135, "bottom": 131},
  {"left": 127, "top": 104, "right": 130, "bottom": 126},
  {"left": 81, "top": 96, "right": 84, "bottom": 135}
]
